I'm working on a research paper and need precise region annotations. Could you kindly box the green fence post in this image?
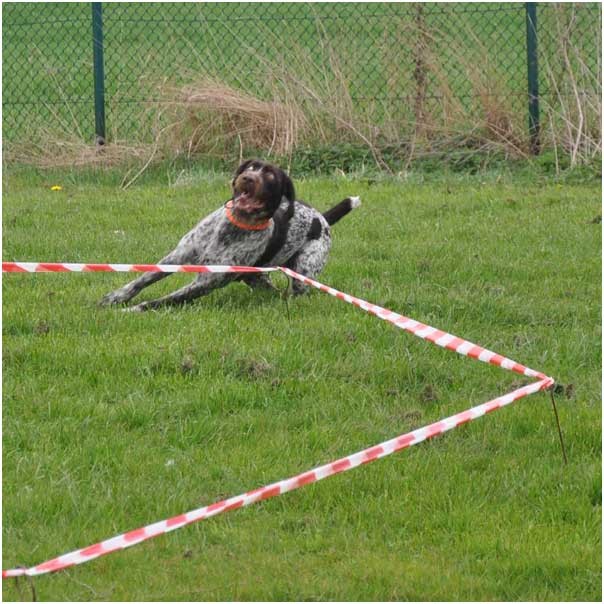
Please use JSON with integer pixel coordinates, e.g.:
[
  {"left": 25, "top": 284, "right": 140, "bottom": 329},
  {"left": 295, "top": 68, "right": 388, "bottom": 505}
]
[
  {"left": 525, "top": 2, "right": 540, "bottom": 155},
  {"left": 92, "top": 2, "right": 106, "bottom": 145}
]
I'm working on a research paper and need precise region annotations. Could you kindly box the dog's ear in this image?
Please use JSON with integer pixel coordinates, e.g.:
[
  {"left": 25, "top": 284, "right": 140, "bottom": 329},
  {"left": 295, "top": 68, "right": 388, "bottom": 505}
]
[{"left": 281, "top": 171, "right": 295, "bottom": 201}]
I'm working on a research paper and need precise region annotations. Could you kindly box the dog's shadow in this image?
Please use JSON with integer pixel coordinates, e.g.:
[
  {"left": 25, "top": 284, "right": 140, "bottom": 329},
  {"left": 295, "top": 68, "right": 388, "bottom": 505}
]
[{"left": 209, "top": 283, "right": 288, "bottom": 311}]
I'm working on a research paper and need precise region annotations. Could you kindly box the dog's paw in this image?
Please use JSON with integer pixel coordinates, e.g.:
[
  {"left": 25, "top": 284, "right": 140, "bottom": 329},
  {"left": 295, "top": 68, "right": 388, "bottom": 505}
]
[
  {"left": 122, "top": 302, "right": 147, "bottom": 313},
  {"left": 350, "top": 196, "right": 361, "bottom": 208},
  {"left": 99, "top": 290, "right": 130, "bottom": 307},
  {"left": 98, "top": 294, "right": 118, "bottom": 307}
]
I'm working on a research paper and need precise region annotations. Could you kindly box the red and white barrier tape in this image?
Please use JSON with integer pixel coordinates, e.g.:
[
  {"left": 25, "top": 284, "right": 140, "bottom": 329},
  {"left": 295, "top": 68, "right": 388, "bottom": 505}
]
[
  {"left": 2, "top": 261, "right": 554, "bottom": 578},
  {"left": 2, "top": 261, "right": 276, "bottom": 274},
  {"left": 2, "top": 261, "right": 547, "bottom": 381},
  {"left": 279, "top": 267, "right": 549, "bottom": 381},
  {"left": 2, "top": 377, "right": 552, "bottom": 578}
]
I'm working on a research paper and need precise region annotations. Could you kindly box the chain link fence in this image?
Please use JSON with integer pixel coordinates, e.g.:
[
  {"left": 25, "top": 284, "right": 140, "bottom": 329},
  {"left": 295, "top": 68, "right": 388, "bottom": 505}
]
[{"left": 2, "top": 2, "right": 601, "bottom": 169}]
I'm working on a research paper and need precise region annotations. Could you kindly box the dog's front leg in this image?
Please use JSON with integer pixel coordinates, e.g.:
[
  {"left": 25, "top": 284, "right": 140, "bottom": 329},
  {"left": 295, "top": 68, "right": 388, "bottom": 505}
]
[
  {"left": 99, "top": 251, "right": 187, "bottom": 307},
  {"left": 126, "top": 274, "right": 231, "bottom": 312}
]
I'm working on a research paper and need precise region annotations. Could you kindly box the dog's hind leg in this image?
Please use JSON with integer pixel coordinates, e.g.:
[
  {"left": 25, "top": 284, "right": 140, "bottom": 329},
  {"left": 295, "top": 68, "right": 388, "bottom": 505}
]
[
  {"left": 99, "top": 250, "right": 190, "bottom": 306},
  {"left": 286, "top": 237, "right": 331, "bottom": 295}
]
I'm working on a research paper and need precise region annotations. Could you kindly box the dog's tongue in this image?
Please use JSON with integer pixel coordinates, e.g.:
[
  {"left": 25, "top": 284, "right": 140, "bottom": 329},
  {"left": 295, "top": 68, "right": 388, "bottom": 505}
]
[{"left": 235, "top": 194, "right": 264, "bottom": 213}]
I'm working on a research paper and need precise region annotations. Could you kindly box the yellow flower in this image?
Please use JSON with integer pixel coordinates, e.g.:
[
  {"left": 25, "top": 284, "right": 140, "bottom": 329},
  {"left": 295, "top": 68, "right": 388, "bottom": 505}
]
[{"left": 50, "top": 185, "right": 62, "bottom": 191}]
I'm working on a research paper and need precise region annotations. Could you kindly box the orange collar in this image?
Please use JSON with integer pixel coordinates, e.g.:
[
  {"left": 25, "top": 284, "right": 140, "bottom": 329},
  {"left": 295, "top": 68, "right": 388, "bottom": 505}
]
[{"left": 225, "top": 200, "right": 272, "bottom": 231}]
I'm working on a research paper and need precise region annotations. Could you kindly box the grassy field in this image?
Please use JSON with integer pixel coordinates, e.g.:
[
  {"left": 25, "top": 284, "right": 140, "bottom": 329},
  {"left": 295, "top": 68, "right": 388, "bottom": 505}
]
[{"left": 2, "top": 164, "right": 602, "bottom": 601}]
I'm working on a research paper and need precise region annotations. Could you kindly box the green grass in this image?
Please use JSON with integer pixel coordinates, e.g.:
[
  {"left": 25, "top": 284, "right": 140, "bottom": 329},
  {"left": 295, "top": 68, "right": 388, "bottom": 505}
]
[{"left": 2, "top": 165, "right": 601, "bottom": 601}]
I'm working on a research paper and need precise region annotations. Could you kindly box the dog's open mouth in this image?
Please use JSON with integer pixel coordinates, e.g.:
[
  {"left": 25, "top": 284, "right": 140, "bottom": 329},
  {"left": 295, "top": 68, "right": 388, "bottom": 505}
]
[{"left": 233, "top": 192, "right": 265, "bottom": 214}]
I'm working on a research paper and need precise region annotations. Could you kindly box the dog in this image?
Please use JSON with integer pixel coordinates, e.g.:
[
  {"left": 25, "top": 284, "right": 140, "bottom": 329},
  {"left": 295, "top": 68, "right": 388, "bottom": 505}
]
[{"left": 100, "top": 159, "right": 360, "bottom": 311}]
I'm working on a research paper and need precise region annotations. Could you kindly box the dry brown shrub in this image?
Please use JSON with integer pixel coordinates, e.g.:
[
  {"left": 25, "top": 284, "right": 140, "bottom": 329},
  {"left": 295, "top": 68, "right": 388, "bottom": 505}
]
[
  {"left": 540, "top": 4, "right": 602, "bottom": 170},
  {"left": 414, "top": 19, "right": 528, "bottom": 159},
  {"left": 160, "top": 77, "right": 308, "bottom": 159},
  {"left": 4, "top": 131, "right": 153, "bottom": 169}
]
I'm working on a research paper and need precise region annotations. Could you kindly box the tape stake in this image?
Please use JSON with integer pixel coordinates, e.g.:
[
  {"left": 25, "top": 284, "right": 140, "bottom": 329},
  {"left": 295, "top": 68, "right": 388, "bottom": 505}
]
[{"left": 549, "top": 388, "right": 568, "bottom": 465}]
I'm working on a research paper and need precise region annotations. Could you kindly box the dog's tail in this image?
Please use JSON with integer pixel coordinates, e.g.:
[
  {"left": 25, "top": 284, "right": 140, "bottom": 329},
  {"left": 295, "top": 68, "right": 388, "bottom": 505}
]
[{"left": 322, "top": 196, "right": 361, "bottom": 226}]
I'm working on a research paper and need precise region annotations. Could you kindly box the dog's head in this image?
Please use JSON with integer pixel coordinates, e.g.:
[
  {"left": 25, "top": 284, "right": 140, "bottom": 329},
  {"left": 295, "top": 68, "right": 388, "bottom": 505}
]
[{"left": 231, "top": 159, "right": 295, "bottom": 219}]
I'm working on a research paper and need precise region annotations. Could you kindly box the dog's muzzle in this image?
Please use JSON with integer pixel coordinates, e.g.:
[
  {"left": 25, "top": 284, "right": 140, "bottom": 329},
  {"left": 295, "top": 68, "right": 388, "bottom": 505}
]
[{"left": 233, "top": 173, "right": 266, "bottom": 213}]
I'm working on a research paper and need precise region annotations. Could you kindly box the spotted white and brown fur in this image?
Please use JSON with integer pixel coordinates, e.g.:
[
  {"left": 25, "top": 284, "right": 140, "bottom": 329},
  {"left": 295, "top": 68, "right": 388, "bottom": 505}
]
[{"left": 100, "top": 159, "right": 360, "bottom": 311}]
